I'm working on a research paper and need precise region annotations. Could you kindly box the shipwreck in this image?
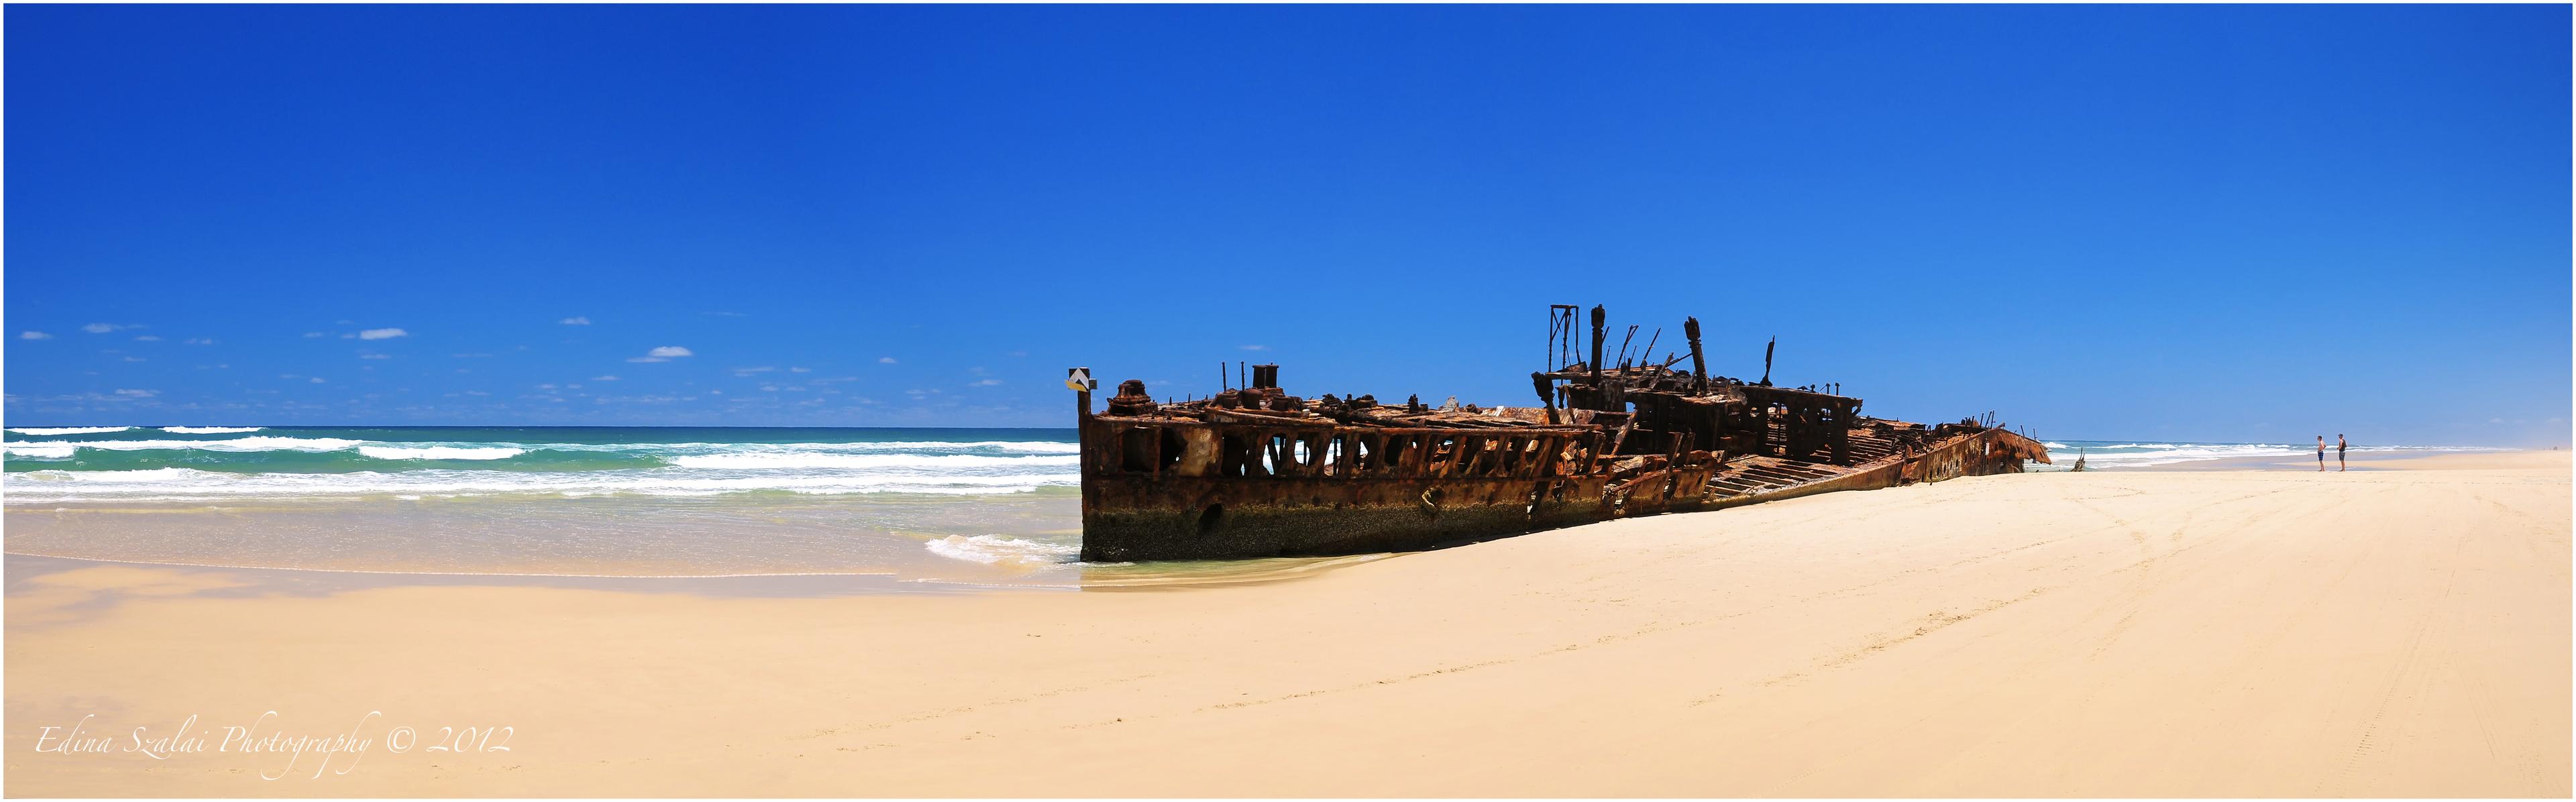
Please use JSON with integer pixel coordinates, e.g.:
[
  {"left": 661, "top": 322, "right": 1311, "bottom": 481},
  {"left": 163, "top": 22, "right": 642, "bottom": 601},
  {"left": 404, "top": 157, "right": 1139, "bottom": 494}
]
[{"left": 1071, "top": 304, "right": 2049, "bottom": 562}]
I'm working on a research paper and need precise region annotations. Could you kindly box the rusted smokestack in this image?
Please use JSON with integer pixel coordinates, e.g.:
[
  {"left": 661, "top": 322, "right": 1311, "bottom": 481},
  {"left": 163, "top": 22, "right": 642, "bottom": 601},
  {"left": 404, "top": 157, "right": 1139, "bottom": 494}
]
[
  {"left": 1760, "top": 336, "right": 1776, "bottom": 387},
  {"left": 1587, "top": 305, "right": 1606, "bottom": 388},
  {"left": 1684, "top": 317, "right": 1707, "bottom": 393}
]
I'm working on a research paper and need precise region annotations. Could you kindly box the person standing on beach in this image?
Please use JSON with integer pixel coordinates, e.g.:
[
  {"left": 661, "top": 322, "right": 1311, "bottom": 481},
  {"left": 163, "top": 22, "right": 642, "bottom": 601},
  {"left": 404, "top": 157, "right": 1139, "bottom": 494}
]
[
  {"left": 2317, "top": 436, "right": 2327, "bottom": 471},
  {"left": 2338, "top": 434, "right": 2348, "bottom": 471}
]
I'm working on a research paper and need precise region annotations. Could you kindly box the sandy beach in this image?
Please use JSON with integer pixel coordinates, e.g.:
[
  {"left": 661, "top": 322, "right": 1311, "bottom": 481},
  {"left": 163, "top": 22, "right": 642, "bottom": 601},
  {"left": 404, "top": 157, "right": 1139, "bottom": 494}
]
[{"left": 6, "top": 451, "right": 2565, "bottom": 797}]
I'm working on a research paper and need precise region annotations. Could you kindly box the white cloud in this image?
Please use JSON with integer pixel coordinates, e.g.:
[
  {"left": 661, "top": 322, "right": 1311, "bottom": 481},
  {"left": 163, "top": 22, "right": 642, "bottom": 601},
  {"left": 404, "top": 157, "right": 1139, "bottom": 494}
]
[
  {"left": 629, "top": 345, "right": 694, "bottom": 363},
  {"left": 184, "top": 338, "right": 215, "bottom": 345},
  {"left": 878, "top": 357, "right": 898, "bottom": 364},
  {"left": 972, "top": 379, "right": 1004, "bottom": 386},
  {"left": 360, "top": 353, "right": 392, "bottom": 359},
  {"left": 592, "top": 375, "right": 620, "bottom": 382},
  {"left": 83, "top": 323, "right": 141, "bottom": 334},
  {"left": 303, "top": 332, "right": 327, "bottom": 338},
  {"left": 122, "top": 356, "right": 146, "bottom": 362},
  {"left": 132, "top": 335, "right": 163, "bottom": 342},
  {"left": 1240, "top": 345, "right": 1268, "bottom": 351},
  {"left": 358, "top": 328, "right": 409, "bottom": 341},
  {"left": 559, "top": 317, "right": 592, "bottom": 325},
  {"left": 19, "top": 331, "right": 51, "bottom": 340},
  {"left": 113, "top": 388, "right": 158, "bottom": 398},
  {"left": 790, "top": 367, "right": 810, "bottom": 373},
  {"left": 310, "top": 377, "right": 327, "bottom": 384},
  {"left": 733, "top": 366, "right": 777, "bottom": 376}
]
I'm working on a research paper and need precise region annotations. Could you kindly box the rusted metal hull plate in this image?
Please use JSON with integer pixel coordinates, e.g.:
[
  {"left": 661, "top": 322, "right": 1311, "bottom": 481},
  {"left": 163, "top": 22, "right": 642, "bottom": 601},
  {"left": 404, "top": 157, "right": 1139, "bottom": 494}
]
[
  {"left": 1079, "top": 467, "right": 1715, "bottom": 562},
  {"left": 1081, "top": 428, "right": 2032, "bottom": 561}
]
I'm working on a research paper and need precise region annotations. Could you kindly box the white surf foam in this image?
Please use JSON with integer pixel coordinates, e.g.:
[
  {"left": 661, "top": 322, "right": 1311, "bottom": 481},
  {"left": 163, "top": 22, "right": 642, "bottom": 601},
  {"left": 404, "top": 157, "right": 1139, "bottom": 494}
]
[
  {"left": 3, "top": 444, "right": 78, "bottom": 459},
  {"left": 592, "top": 441, "right": 1079, "bottom": 455},
  {"left": 25, "top": 437, "right": 367, "bottom": 453},
  {"left": 670, "top": 453, "right": 1079, "bottom": 470},
  {"left": 7, "top": 426, "right": 133, "bottom": 436},
  {"left": 843, "top": 441, "right": 1081, "bottom": 454},
  {"left": 357, "top": 445, "right": 527, "bottom": 461},
  {"left": 161, "top": 426, "right": 264, "bottom": 434},
  {"left": 924, "top": 534, "right": 1082, "bottom": 567},
  {"left": 0, "top": 467, "right": 1080, "bottom": 502},
  {"left": 16, "top": 467, "right": 203, "bottom": 483}
]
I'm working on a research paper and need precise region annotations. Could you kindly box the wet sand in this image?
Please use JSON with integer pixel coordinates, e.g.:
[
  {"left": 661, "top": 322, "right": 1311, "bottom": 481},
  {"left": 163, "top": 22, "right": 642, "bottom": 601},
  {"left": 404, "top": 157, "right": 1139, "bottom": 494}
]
[{"left": 5, "top": 451, "right": 2566, "bottom": 796}]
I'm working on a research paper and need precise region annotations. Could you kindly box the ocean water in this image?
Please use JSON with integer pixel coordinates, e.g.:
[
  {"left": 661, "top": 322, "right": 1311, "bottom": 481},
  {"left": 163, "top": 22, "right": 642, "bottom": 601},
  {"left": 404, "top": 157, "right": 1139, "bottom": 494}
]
[
  {"left": 1, "top": 426, "right": 1083, "bottom": 497},
  {"left": 2027, "top": 439, "right": 2499, "bottom": 470}
]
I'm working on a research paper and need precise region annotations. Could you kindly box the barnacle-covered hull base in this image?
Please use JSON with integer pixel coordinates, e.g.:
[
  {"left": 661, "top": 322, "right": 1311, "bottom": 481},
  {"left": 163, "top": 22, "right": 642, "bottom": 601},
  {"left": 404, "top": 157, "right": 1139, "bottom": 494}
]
[{"left": 1074, "top": 306, "right": 2047, "bottom": 563}]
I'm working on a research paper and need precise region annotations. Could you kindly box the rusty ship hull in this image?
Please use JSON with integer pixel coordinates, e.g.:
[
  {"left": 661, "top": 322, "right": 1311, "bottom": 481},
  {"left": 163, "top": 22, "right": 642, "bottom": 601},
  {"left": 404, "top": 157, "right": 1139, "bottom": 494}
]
[{"left": 1075, "top": 306, "right": 2047, "bottom": 563}]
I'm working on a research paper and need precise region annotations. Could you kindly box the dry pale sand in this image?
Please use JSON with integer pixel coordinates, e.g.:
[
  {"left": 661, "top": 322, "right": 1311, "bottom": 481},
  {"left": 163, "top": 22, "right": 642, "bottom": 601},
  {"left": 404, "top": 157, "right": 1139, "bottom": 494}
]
[{"left": 6, "top": 451, "right": 2567, "bottom": 797}]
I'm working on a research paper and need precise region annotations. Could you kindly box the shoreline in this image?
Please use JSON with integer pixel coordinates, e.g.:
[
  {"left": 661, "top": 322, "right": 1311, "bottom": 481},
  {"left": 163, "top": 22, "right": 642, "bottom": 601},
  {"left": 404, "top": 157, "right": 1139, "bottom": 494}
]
[
  {"left": 7, "top": 451, "right": 2566, "bottom": 795},
  {"left": 6, "top": 451, "right": 2559, "bottom": 593},
  {"left": 2129, "top": 447, "right": 2565, "bottom": 472}
]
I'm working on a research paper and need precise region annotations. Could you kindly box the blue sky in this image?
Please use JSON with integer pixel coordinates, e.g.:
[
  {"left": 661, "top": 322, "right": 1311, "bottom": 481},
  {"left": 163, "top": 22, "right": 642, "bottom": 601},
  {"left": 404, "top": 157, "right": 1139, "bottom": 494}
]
[{"left": 6, "top": 5, "right": 2567, "bottom": 445}]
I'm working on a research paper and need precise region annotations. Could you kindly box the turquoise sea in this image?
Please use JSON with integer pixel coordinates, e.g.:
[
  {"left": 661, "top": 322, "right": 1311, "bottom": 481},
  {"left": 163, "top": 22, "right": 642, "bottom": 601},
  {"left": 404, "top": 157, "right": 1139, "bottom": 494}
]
[{"left": 1, "top": 425, "right": 1081, "bottom": 494}]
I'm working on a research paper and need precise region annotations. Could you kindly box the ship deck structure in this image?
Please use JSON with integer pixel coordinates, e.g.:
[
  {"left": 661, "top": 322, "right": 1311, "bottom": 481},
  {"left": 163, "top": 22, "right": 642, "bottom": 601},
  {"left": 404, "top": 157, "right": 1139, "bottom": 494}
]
[{"left": 1073, "top": 304, "right": 2049, "bottom": 562}]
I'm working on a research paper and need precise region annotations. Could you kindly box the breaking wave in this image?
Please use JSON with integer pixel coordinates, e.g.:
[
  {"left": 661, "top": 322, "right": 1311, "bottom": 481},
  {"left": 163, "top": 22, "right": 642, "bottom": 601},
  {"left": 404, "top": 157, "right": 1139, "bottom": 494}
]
[
  {"left": 34, "top": 437, "right": 370, "bottom": 452},
  {"left": 4, "top": 444, "right": 78, "bottom": 459},
  {"left": 1, "top": 426, "right": 1081, "bottom": 502},
  {"left": 356, "top": 446, "right": 528, "bottom": 461}
]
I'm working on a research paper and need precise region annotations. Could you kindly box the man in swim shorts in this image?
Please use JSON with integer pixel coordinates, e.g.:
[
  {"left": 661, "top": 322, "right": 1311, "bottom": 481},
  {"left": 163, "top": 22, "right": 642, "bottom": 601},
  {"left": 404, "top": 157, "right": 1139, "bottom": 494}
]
[
  {"left": 2317, "top": 436, "right": 2326, "bottom": 471},
  {"left": 2337, "top": 434, "right": 2348, "bottom": 471}
]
